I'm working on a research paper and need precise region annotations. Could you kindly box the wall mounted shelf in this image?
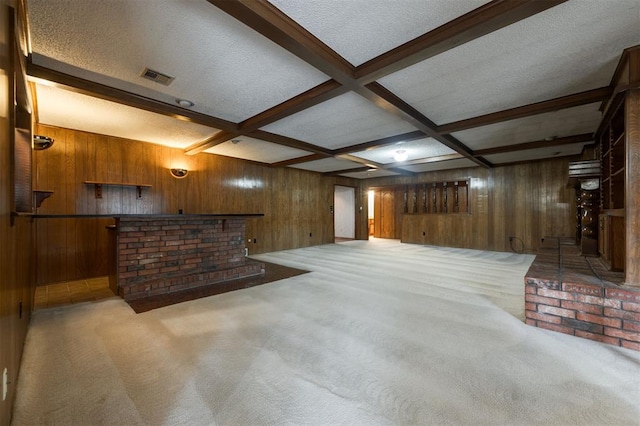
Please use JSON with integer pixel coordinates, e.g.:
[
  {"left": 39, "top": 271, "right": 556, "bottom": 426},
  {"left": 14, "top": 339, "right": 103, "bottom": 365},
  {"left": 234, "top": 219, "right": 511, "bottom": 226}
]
[{"left": 84, "top": 181, "right": 152, "bottom": 199}]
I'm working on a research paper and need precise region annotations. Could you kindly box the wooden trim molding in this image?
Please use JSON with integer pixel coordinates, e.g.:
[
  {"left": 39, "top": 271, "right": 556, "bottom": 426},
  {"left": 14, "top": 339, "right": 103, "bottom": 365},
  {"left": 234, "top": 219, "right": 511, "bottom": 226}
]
[
  {"left": 438, "top": 87, "right": 613, "bottom": 134},
  {"left": 473, "top": 133, "right": 594, "bottom": 156}
]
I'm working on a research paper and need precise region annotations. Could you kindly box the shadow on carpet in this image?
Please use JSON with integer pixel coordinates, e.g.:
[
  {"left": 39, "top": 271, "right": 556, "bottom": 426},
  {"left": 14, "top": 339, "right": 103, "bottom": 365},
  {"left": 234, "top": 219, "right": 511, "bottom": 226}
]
[{"left": 127, "top": 260, "right": 309, "bottom": 313}]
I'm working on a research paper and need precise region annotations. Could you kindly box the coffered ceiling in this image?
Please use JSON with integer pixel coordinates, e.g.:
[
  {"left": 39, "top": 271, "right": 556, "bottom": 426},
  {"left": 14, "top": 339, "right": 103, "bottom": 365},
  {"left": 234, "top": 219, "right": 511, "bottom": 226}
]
[{"left": 26, "top": 0, "right": 640, "bottom": 179}]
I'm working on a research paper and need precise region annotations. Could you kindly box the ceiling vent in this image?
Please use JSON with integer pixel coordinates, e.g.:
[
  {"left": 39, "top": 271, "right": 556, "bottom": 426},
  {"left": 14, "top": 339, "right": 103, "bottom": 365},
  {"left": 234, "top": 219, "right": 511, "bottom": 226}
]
[{"left": 140, "top": 67, "right": 175, "bottom": 86}]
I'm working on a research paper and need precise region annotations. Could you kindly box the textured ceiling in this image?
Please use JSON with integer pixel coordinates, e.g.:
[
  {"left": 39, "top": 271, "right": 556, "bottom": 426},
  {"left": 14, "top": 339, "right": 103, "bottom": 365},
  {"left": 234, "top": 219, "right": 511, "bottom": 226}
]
[
  {"left": 28, "top": 0, "right": 329, "bottom": 122},
  {"left": 35, "top": 83, "right": 218, "bottom": 148},
  {"left": 205, "top": 136, "right": 311, "bottom": 163},
  {"left": 352, "top": 138, "right": 456, "bottom": 164},
  {"left": 379, "top": 0, "right": 640, "bottom": 125},
  {"left": 269, "top": 0, "right": 488, "bottom": 66},
  {"left": 261, "top": 92, "right": 418, "bottom": 150},
  {"left": 26, "top": 0, "right": 640, "bottom": 179},
  {"left": 452, "top": 103, "right": 600, "bottom": 151}
]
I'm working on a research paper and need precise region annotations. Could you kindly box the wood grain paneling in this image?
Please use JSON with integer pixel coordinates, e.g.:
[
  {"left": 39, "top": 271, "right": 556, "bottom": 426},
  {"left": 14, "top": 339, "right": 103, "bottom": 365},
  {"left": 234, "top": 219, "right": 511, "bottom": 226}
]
[
  {"left": 367, "top": 158, "right": 576, "bottom": 253},
  {"left": 33, "top": 124, "right": 356, "bottom": 284},
  {"left": 625, "top": 89, "right": 640, "bottom": 286},
  {"left": 1, "top": 6, "right": 35, "bottom": 424},
  {"left": 34, "top": 125, "right": 579, "bottom": 283}
]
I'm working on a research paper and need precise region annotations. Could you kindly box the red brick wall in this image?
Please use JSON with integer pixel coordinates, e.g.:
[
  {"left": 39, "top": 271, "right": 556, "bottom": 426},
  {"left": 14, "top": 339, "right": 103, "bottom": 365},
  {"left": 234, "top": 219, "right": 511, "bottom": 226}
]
[
  {"left": 525, "top": 280, "right": 640, "bottom": 351},
  {"left": 116, "top": 217, "right": 264, "bottom": 300}
]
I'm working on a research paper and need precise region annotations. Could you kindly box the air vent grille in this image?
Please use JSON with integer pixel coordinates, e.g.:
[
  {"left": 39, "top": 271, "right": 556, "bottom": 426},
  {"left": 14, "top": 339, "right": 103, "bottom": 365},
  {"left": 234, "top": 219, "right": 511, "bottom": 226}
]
[{"left": 140, "top": 67, "right": 175, "bottom": 86}]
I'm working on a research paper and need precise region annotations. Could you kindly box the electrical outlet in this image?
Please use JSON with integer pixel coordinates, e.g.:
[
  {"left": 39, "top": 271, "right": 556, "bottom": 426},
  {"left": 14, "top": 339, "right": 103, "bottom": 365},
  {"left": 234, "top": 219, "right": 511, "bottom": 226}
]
[{"left": 2, "top": 368, "right": 7, "bottom": 401}]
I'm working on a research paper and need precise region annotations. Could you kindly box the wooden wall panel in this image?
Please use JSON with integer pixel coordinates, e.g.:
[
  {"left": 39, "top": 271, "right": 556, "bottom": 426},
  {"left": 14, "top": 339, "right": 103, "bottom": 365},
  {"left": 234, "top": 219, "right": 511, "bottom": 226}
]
[
  {"left": 1, "top": 5, "right": 36, "bottom": 424},
  {"left": 33, "top": 122, "right": 577, "bottom": 283},
  {"left": 368, "top": 158, "right": 576, "bottom": 253},
  {"left": 33, "top": 124, "right": 354, "bottom": 284},
  {"left": 626, "top": 89, "right": 640, "bottom": 286}
]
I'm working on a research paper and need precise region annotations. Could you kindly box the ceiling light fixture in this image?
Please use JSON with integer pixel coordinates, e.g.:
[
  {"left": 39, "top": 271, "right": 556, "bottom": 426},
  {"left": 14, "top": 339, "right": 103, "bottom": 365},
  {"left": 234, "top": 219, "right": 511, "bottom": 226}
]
[
  {"left": 394, "top": 150, "right": 408, "bottom": 162},
  {"left": 175, "top": 98, "right": 194, "bottom": 108},
  {"left": 170, "top": 168, "right": 188, "bottom": 178}
]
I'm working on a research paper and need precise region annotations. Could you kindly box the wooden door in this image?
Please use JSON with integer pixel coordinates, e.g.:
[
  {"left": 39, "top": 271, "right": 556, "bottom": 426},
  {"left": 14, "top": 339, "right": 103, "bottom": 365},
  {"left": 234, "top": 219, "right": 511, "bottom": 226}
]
[{"left": 376, "top": 190, "right": 396, "bottom": 238}]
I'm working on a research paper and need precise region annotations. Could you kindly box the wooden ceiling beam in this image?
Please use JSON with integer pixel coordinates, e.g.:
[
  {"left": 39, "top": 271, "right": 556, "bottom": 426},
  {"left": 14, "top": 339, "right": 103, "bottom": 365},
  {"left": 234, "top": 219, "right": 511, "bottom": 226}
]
[
  {"left": 187, "top": 80, "right": 347, "bottom": 154},
  {"left": 391, "top": 153, "right": 465, "bottom": 167},
  {"left": 324, "top": 166, "right": 371, "bottom": 176},
  {"left": 355, "top": 0, "right": 567, "bottom": 84},
  {"left": 473, "top": 133, "right": 594, "bottom": 157},
  {"left": 332, "top": 131, "right": 426, "bottom": 155},
  {"left": 27, "top": 61, "right": 238, "bottom": 133},
  {"left": 336, "top": 154, "right": 386, "bottom": 169},
  {"left": 210, "top": 0, "right": 490, "bottom": 169},
  {"left": 239, "top": 80, "right": 348, "bottom": 132},
  {"left": 336, "top": 153, "right": 417, "bottom": 177},
  {"left": 437, "top": 87, "right": 613, "bottom": 134},
  {"left": 362, "top": 83, "right": 492, "bottom": 168},
  {"left": 207, "top": 0, "right": 355, "bottom": 85},
  {"left": 185, "top": 131, "right": 239, "bottom": 155},
  {"left": 270, "top": 153, "right": 326, "bottom": 167},
  {"left": 248, "top": 130, "right": 334, "bottom": 156}
]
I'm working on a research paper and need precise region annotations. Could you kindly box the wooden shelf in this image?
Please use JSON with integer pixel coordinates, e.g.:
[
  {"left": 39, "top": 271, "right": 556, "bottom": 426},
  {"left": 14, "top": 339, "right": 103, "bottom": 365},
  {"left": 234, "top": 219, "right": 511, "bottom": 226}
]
[
  {"left": 84, "top": 181, "right": 152, "bottom": 199},
  {"left": 597, "top": 82, "right": 626, "bottom": 271}
]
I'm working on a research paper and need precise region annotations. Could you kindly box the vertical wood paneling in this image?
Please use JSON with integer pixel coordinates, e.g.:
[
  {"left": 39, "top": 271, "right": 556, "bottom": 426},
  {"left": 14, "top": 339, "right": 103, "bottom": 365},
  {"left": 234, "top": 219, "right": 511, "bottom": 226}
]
[
  {"left": 33, "top": 124, "right": 355, "bottom": 284},
  {"left": 1, "top": 7, "right": 35, "bottom": 423},
  {"left": 626, "top": 89, "right": 640, "bottom": 286},
  {"left": 368, "top": 159, "right": 575, "bottom": 253}
]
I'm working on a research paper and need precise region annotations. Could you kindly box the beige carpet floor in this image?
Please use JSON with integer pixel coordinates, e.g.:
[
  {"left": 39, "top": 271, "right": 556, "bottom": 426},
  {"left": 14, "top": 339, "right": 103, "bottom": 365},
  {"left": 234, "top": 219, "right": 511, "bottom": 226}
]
[{"left": 11, "top": 239, "right": 640, "bottom": 425}]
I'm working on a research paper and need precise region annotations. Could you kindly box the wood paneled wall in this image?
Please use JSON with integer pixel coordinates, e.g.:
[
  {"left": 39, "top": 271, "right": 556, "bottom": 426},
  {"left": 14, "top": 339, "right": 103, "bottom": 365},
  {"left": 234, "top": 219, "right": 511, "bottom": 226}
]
[
  {"left": 33, "top": 123, "right": 578, "bottom": 283},
  {"left": 366, "top": 158, "right": 576, "bottom": 253},
  {"left": 33, "top": 124, "right": 360, "bottom": 285},
  {"left": 1, "top": 4, "right": 35, "bottom": 424}
]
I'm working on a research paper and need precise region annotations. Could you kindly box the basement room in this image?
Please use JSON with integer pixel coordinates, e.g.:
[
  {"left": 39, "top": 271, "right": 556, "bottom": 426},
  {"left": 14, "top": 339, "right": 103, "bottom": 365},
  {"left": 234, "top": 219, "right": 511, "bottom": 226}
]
[{"left": 1, "top": 0, "right": 640, "bottom": 424}]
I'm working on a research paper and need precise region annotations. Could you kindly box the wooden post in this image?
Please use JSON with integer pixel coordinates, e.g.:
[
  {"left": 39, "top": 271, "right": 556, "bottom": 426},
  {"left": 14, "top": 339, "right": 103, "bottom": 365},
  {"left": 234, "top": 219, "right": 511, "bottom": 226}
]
[{"left": 625, "top": 89, "right": 640, "bottom": 286}]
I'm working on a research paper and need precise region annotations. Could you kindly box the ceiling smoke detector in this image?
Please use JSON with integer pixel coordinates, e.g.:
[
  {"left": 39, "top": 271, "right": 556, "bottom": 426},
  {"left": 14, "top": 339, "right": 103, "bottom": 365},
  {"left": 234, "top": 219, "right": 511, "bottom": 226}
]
[{"left": 141, "top": 67, "right": 175, "bottom": 86}]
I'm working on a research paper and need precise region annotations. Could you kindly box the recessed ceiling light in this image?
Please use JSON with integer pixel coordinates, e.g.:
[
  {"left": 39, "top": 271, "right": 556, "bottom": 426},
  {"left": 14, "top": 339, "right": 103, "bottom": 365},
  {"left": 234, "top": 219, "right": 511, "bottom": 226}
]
[
  {"left": 176, "top": 98, "right": 194, "bottom": 108},
  {"left": 394, "top": 150, "right": 408, "bottom": 162}
]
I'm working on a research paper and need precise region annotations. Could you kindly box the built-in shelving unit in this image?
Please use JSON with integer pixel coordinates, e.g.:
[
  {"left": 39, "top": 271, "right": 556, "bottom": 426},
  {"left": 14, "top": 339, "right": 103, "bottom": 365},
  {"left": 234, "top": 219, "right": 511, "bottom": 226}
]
[
  {"left": 597, "top": 95, "right": 626, "bottom": 271},
  {"left": 84, "top": 181, "right": 152, "bottom": 199}
]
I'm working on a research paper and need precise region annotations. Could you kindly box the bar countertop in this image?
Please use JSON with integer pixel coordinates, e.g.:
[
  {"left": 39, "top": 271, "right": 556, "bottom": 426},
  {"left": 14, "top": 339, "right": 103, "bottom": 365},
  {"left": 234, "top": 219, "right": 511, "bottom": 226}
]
[{"left": 31, "top": 213, "right": 265, "bottom": 219}]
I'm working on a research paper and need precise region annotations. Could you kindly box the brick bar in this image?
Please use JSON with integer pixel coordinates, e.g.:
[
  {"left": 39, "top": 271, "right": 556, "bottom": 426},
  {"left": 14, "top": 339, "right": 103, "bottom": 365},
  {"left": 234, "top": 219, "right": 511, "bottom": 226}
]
[
  {"left": 524, "top": 237, "right": 639, "bottom": 351},
  {"left": 114, "top": 216, "right": 264, "bottom": 302}
]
